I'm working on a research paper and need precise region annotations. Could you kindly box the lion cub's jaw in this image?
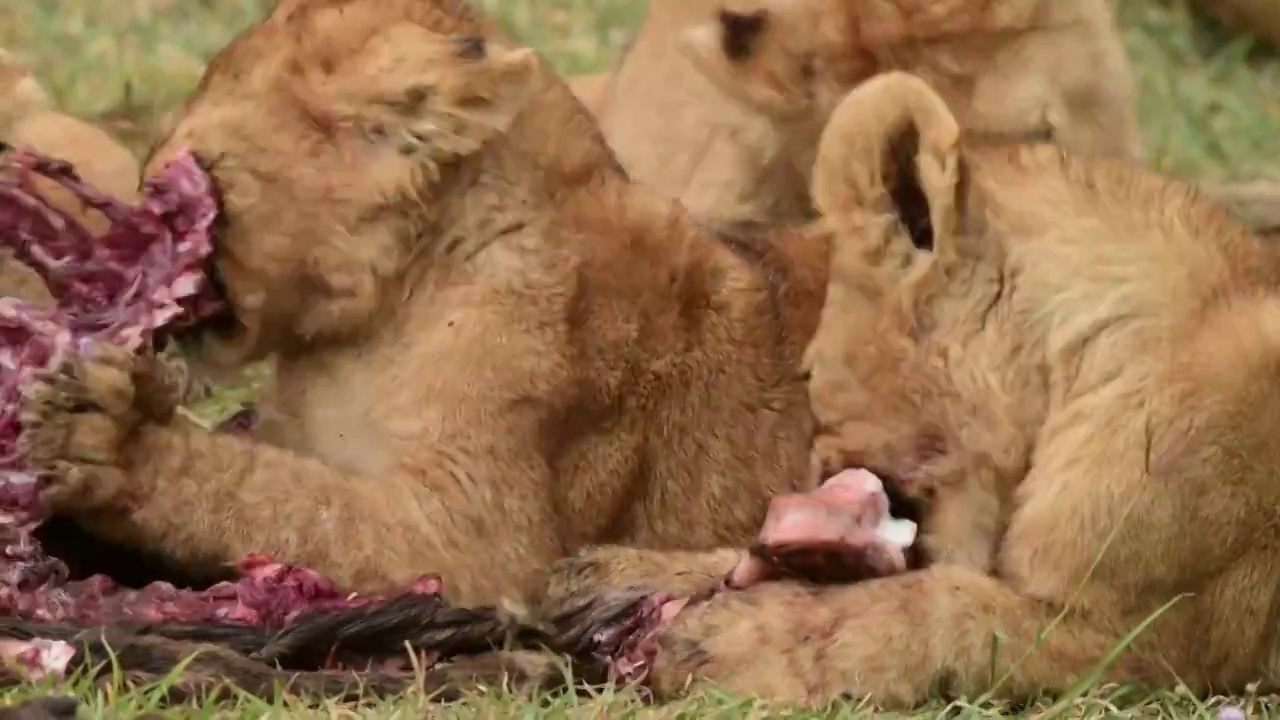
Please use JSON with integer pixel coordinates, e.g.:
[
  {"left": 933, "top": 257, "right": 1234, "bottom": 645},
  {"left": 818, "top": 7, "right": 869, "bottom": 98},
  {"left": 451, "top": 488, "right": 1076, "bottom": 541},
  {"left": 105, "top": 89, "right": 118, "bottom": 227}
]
[{"left": 142, "top": 2, "right": 541, "bottom": 369}]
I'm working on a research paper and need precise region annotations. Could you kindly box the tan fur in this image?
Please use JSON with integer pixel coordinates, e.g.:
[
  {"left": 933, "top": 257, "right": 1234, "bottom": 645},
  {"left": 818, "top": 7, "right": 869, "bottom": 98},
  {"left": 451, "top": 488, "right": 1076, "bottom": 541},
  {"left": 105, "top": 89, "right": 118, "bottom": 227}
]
[
  {"left": 1187, "top": 0, "right": 1280, "bottom": 50},
  {"left": 0, "top": 49, "right": 50, "bottom": 130},
  {"left": 596, "top": 0, "right": 815, "bottom": 223},
  {"left": 540, "top": 546, "right": 742, "bottom": 615},
  {"left": 1, "top": 49, "right": 141, "bottom": 304},
  {"left": 548, "top": 72, "right": 1280, "bottom": 708},
  {"left": 596, "top": 0, "right": 1139, "bottom": 225},
  {"left": 565, "top": 71, "right": 612, "bottom": 115},
  {"left": 22, "top": 0, "right": 835, "bottom": 608}
]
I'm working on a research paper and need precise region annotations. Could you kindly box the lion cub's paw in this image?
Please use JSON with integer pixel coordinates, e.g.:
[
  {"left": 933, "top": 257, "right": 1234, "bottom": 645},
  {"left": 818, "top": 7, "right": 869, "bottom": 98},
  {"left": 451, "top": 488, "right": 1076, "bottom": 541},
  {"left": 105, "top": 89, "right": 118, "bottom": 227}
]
[
  {"left": 18, "top": 343, "right": 183, "bottom": 513},
  {"left": 539, "top": 546, "right": 740, "bottom": 619},
  {"left": 133, "top": 342, "right": 199, "bottom": 420}
]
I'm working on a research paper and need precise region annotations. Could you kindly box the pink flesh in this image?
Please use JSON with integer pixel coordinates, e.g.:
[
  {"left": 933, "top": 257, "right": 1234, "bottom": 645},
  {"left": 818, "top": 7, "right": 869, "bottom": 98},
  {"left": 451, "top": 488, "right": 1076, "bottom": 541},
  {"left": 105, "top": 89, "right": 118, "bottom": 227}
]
[
  {"left": 0, "top": 638, "right": 74, "bottom": 681},
  {"left": 726, "top": 468, "right": 908, "bottom": 589}
]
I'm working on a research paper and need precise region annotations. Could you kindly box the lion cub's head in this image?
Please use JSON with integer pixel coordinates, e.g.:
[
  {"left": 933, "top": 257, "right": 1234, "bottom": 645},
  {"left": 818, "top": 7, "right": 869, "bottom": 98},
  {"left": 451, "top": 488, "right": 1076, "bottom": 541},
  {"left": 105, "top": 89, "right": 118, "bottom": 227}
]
[
  {"left": 803, "top": 71, "right": 1258, "bottom": 520},
  {"left": 676, "top": 0, "right": 1136, "bottom": 171},
  {"left": 144, "top": 0, "right": 541, "bottom": 366}
]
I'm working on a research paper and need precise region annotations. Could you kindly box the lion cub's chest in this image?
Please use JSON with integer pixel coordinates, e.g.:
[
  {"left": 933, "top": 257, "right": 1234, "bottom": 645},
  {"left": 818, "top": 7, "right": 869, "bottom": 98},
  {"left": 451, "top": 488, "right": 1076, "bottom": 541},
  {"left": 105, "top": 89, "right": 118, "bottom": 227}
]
[{"left": 260, "top": 352, "right": 408, "bottom": 477}]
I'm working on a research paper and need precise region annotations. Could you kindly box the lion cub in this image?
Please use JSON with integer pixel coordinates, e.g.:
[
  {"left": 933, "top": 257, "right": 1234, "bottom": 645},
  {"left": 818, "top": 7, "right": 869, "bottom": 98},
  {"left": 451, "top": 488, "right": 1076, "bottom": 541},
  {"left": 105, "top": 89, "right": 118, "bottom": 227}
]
[
  {"left": 548, "top": 71, "right": 1280, "bottom": 709},
  {"left": 1, "top": 49, "right": 141, "bottom": 303},
  {"left": 594, "top": 0, "right": 1138, "bottom": 225},
  {"left": 22, "top": 0, "right": 830, "bottom": 608}
]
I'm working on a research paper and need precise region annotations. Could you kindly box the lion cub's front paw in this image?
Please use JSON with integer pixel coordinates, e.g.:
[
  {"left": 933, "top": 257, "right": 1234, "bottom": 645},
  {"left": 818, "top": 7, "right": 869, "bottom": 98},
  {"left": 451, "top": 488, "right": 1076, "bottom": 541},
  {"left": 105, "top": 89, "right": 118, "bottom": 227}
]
[
  {"left": 133, "top": 343, "right": 200, "bottom": 421},
  {"left": 18, "top": 343, "right": 187, "bottom": 513}
]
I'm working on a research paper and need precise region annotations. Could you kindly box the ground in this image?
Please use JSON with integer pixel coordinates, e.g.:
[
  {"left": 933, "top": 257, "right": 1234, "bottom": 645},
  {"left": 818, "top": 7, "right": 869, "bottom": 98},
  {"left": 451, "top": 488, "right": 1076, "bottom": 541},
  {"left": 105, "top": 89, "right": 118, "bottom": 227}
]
[{"left": 1, "top": 0, "right": 1278, "bottom": 716}]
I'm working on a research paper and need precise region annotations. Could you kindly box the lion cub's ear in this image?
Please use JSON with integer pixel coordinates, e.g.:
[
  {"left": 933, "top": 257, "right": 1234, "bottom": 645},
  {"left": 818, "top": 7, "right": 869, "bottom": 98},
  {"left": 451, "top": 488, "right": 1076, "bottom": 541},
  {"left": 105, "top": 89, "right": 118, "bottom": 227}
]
[{"left": 811, "top": 72, "right": 963, "bottom": 258}]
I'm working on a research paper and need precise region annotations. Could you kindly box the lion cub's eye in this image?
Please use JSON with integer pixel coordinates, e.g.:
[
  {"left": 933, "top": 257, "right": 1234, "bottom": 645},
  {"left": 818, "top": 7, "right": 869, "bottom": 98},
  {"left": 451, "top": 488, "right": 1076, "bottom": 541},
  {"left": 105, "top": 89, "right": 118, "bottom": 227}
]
[{"left": 457, "top": 36, "right": 487, "bottom": 60}]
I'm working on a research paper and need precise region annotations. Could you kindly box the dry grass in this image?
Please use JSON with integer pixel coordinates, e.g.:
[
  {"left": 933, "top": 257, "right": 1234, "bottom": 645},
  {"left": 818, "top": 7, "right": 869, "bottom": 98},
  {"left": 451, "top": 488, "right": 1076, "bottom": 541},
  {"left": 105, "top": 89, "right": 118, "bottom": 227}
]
[{"left": 2, "top": 0, "right": 1279, "bottom": 716}]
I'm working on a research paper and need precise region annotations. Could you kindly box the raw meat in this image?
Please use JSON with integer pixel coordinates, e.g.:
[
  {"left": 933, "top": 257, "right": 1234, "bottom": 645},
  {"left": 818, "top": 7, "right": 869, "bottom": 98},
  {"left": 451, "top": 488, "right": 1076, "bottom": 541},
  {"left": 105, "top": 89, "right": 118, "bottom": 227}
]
[{"left": 0, "top": 147, "right": 442, "bottom": 680}]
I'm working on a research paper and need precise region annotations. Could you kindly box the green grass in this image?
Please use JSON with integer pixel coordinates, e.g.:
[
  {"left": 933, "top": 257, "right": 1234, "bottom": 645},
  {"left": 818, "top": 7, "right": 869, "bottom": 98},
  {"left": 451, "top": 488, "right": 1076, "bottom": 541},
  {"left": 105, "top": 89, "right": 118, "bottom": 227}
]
[
  {"left": 2, "top": 0, "right": 1279, "bottom": 716},
  {"left": 1117, "top": 0, "right": 1280, "bottom": 182}
]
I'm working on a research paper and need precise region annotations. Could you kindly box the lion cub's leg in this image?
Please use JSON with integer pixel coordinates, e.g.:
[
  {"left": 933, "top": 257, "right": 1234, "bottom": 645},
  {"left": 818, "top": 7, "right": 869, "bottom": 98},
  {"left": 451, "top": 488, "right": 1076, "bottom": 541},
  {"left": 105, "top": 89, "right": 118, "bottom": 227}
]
[
  {"left": 644, "top": 568, "right": 1123, "bottom": 707},
  {"left": 539, "top": 545, "right": 740, "bottom": 616}
]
